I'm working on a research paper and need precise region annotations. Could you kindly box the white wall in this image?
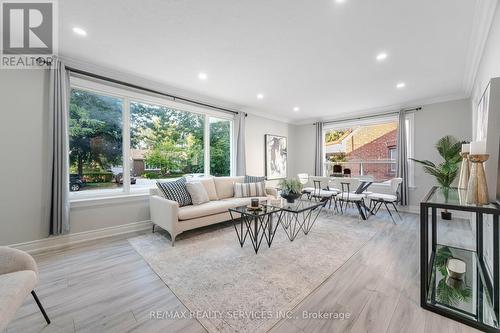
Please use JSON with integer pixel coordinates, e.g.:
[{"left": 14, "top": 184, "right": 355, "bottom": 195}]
[
  {"left": 245, "top": 114, "right": 290, "bottom": 186},
  {"left": 288, "top": 124, "right": 315, "bottom": 178},
  {"left": 69, "top": 197, "right": 150, "bottom": 233},
  {"left": 0, "top": 70, "right": 50, "bottom": 245}
]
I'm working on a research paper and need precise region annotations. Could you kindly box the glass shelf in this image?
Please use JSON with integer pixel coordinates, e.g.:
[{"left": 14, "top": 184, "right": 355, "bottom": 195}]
[
  {"left": 428, "top": 245, "right": 498, "bottom": 328},
  {"left": 423, "top": 187, "right": 499, "bottom": 212}
]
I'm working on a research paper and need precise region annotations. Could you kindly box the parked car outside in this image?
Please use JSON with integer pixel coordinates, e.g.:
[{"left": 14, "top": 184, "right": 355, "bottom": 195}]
[
  {"left": 114, "top": 173, "right": 137, "bottom": 185},
  {"left": 69, "top": 174, "right": 86, "bottom": 192}
]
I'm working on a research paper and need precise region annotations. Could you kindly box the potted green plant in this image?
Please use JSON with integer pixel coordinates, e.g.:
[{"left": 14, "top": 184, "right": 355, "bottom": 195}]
[
  {"left": 279, "top": 178, "right": 303, "bottom": 203},
  {"left": 410, "top": 135, "right": 463, "bottom": 220}
]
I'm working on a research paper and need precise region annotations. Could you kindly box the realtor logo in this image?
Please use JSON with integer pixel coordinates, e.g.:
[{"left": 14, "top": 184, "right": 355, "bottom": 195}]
[{"left": 1, "top": 0, "right": 57, "bottom": 68}]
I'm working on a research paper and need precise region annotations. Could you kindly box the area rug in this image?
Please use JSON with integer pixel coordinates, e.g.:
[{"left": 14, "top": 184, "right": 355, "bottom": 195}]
[{"left": 129, "top": 214, "right": 380, "bottom": 333}]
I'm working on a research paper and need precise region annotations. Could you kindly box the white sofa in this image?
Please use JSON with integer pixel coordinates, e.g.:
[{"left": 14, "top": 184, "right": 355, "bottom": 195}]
[{"left": 149, "top": 176, "right": 278, "bottom": 245}]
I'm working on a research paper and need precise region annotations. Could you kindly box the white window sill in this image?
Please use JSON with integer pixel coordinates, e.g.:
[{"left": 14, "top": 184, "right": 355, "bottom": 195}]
[{"left": 70, "top": 192, "right": 150, "bottom": 208}]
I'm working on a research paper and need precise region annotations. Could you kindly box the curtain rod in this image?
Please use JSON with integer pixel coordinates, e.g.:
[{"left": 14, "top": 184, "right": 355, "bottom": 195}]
[
  {"left": 314, "top": 107, "right": 422, "bottom": 125},
  {"left": 65, "top": 66, "right": 245, "bottom": 117}
]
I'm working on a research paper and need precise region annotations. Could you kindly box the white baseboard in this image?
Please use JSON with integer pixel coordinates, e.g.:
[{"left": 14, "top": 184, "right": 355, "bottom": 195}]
[{"left": 10, "top": 220, "right": 152, "bottom": 254}]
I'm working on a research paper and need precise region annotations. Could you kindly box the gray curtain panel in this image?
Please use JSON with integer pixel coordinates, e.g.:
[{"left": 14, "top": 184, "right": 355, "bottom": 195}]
[
  {"left": 235, "top": 112, "right": 246, "bottom": 176},
  {"left": 396, "top": 109, "right": 409, "bottom": 206},
  {"left": 48, "top": 60, "right": 71, "bottom": 235},
  {"left": 314, "top": 122, "right": 323, "bottom": 176}
]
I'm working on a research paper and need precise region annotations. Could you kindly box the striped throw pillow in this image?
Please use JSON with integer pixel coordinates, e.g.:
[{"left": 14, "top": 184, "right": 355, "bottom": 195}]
[
  {"left": 156, "top": 178, "right": 192, "bottom": 207},
  {"left": 234, "top": 182, "right": 266, "bottom": 198},
  {"left": 245, "top": 175, "right": 266, "bottom": 183}
]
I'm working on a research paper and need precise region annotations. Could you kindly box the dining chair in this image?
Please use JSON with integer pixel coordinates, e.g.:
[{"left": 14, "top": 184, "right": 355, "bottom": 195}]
[
  {"left": 337, "top": 178, "right": 370, "bottom": 220},
  {"left": 298, "top": 173, "right": 315, "bottom": 197},
  {"left": 310, "top": 177, "right": 339, "bottom": 213},
  {"left": 367, "top": 177, "right": 403, "bottom": 224}
]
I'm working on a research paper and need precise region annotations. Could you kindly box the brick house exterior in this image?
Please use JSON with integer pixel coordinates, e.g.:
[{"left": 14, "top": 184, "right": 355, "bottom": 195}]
[{"left": 325, "top": 122, "right": 397, "bottom": 181}]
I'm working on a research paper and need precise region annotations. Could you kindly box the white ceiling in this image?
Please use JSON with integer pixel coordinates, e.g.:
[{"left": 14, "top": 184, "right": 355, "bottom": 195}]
[{"left": 59, "top": 0, "right": 489, "bottom": 123}]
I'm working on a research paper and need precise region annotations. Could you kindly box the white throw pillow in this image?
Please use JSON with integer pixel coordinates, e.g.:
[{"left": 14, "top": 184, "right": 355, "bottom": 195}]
[
  {"left": 186, "top": 182, "right": 209, "bottom": 205},
  {"left": 187, "top": 177, "right": 218, "bottom": 200},
  {"left": 234, "top": 182, "right": 266, "bottom": 198}
]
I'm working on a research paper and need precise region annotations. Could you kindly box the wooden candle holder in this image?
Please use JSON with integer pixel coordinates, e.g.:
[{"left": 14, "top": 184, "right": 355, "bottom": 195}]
[{"left": 466, "top": 154, "right": 489, "bottom": 205}]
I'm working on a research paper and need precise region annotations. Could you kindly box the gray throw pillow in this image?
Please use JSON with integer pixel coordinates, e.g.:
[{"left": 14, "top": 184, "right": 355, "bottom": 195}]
[
  {"left": 186, "top": 182, "right": 209, "bottom": 205},
  {"left": 245, "top": 175, "right": 266, "bottom": 183}
]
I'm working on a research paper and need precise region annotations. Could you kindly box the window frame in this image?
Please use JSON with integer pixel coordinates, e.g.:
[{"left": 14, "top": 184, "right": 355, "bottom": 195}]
[
  {"left": 69, "top": 77, "right": 235, "bottom": 201},
  {"left": 388, "top": 146, "right": 397, "bottom": 173}
]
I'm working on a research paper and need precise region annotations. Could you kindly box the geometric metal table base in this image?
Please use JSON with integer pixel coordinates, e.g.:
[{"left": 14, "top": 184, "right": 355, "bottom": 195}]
[
  {"left": 276, "top": 204, "right": 323, "bottom": 241},
  {"left": 229, "top": 199, "right": 325, "bottom": 253},
  {"left": 229, "top": 208, "right": 279, "bottom": 254}
]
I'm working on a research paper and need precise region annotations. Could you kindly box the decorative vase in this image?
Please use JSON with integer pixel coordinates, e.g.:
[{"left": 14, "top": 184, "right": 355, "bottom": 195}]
[
  {"left": 441, "top": 187, "right": 452, "bottom": 220},
  {"left": 457, "top": 152, "right": 470, "bottom": 189},
  {"left": 446, "top": 257, "right": 466, "bottom": 280},
  {"left": 281, "top": 192, "right": 301, "bottom": 203},
  {"left": 441, "top": 211, "right": 452, "bottom": 220},
  {"left": 466, "top": 154, "right": 489, "bottom": 205}
]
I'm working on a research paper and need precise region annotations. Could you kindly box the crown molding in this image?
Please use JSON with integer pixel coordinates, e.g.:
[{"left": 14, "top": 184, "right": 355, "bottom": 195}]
[
  {"left": 462, "top": 0, "right": 498, "bottom": 95},
  {"left": 292, "top": 92, "right": 469, "bottom": 126}
]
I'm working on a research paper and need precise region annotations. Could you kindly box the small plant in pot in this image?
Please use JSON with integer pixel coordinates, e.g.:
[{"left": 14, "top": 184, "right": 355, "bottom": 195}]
[
  {"left": 279, "top": 178, "right": 303, "bottom": 203},
  {"left": 410, "top": 135, "right": 463, "bottom": 220}
]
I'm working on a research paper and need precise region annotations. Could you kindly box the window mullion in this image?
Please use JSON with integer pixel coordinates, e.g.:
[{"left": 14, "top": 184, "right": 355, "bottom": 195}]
[
  {"left": 204, "top": 114, "right": 210, "bottom": 176},
  {"left": 123, "top": 98, "right": 131, "bottom": 193},
  {"left": 230, "top": 120, "right": 234, "bottom": 176}
]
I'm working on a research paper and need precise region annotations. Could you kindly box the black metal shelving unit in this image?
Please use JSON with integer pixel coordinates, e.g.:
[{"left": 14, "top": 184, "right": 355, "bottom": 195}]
[{"left": 421, "top": 186, "right": 500, "bottom": 332}]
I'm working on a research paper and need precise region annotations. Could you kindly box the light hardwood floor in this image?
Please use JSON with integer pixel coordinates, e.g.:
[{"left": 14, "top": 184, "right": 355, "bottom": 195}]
[{"left": 6, "top": 211, "right": 481, "bottom": 333}]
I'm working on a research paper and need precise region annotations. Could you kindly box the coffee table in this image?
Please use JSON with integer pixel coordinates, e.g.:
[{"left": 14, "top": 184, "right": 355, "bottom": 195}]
[
  {"left": 228, "top": 205, "right": 281, "bottom": 254},
  {"left": 264, "top": 199, "right": 325, "bottom": 241}
]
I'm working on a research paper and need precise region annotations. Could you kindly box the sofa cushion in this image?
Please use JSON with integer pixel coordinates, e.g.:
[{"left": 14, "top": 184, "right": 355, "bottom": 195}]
[
  {"left": 188, "top": 177, "right": 218, "bottom": 201},
  {"left": 0, "top": 270, "right": 37, "bottom": 331},
  {"left": 156, "top": 178, "right": 192, "bottom": 207},
  {"left": 234, "top": 182, "right": 266, "bottom": 197},
  {"left": 178, "top": 201, "right": 234, "bottom": 220},
  {"left": 213, "top": 176, "right": 244, "bottom": 199},
  {"left": 186, "top": 182, "right": 209, "bottom": 205}
]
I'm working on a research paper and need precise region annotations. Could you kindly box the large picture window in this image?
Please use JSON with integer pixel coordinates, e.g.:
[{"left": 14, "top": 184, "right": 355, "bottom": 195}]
[
  {"left": 69, "top": 78, "right": 234, "bottom": 198},
  {"left": 323, "top": 116, "right": 413, "bottom": 184}
]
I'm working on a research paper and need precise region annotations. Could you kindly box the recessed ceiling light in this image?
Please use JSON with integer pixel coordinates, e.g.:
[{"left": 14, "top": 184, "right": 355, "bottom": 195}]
[
  {"left": 293, "top": 106, "right": 300, "bottom": 112},
  {"left": 396, "top": 82, "right": 406, "bottom": 89},
  {"left": 335, "top": 0, "right": 346, "bottom": 3},
  {"left": 257, "top": 93, "right": 264, "bottom": 100},
  {"left": 198, "top": 72, "right": 207, "bottom": 80},
  {"left": 72, "top": 27, "right": 87, "bottom": 36},
  {"left": 376, "top": 52, "right": 388, "bottom": 61}
]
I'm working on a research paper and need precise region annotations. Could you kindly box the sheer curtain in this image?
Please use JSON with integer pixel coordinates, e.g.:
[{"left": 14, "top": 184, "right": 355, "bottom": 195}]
[
  {"left": 48, "top": 59, "right": 71, "bottom": 234},
  {"left": 314, "top": 122, "right": 323, "bottom": 176},
  {"left": 396, "top": 110, "right": 409, "bottom": 206}
]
